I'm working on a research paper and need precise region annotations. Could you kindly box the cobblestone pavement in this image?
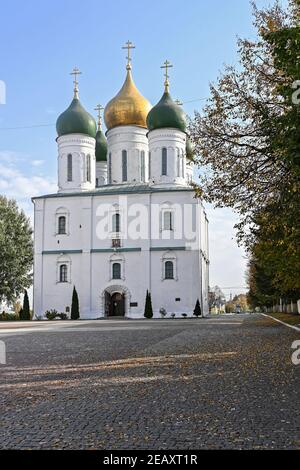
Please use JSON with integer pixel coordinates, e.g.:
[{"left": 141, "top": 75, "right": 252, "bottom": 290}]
[{"left": 0, "top": 314, "right": 299, "bottom": 449}]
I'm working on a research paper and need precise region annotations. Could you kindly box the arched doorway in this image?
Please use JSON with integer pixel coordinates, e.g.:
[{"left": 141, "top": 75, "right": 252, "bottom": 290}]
[
  {"left": 105, "top": 291, "right": 125, "bottom": 317},
  {"left": 101, "top": 285, "right": 131, "bottom": 318}
]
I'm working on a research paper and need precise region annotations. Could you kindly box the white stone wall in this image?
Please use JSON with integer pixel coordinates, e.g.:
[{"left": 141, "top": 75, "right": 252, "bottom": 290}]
[
  {"left": 148, "top": 128, "right": 187, "bottom": 186},
  {"left": 57, "top": 134, "right": 96, "bottom": 193},
  {"left": 33, "top": 188, "right": 209, "bottom": 319},
  {"left": 106, "top": 126, "right": 149, "bottom": 184},
  {"left": 96, "top": 161, "right": 107, "bottom": 186}
]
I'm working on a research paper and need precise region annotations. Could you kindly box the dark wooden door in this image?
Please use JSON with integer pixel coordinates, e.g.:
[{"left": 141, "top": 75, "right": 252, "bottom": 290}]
[{"left": 111, "top": 293, "right": 125, "bottom": 317}]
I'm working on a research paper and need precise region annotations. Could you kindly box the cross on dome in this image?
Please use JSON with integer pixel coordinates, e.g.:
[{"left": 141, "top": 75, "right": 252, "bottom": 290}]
[
  {"left": 94, "top": 104, "right": 104, "bottom": 130},
  {"left": 160, "top": 60, "right": 173, "bottom": 92},
  {"left": 122, "top": 40, "right": 135, "bottom": 70},
  {"left": 70, "top": 67, "right": 82, "bottom": 98}
]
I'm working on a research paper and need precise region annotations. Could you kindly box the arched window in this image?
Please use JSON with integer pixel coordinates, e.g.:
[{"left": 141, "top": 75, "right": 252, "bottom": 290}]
[
  {"left": 163, "top": 211, "right": 173, "bottom": 231},
  {"left": 165, "top": 261, "right": 174, "bottom": 279},
  {"left": 181, "top": 150, "right": 185, "bottom": 178},
  {"left": 96, "top": 177, "right": 99, "bottom": 187},
  {"left": 58, "top": 216, "right": 66, "bottom": 234},
  {"left": 112, "top": 213, "right": 120, "bottom": 233},
  {"left": 140, "top": 150, "right": 145, "bottom": 182},
  {"left": 162, "top": 148, "right": 167, "bottom": 176},
  {"left": 112, "top": 262, "right": 121, "bottom": 279},
  {"left": 148, "top": 151, "right": 151, "bottom": 180},
  {"left": 67, "top": 154, "right": 72, "bottom": 182},
  {"left": 59, "top": 264, "right": 68, "bottom": 282},
  {"left": 108, "top": 153, "right": 112, "bottom": 184},
  {"left": 177, "top": 148, "right": 181, "bottom": 177},
  {"left": 86, "top": 154, "right": 91, "bottom": 182},
  {"left": 122, "top": 150, "right": 127, "bottom": 182}
]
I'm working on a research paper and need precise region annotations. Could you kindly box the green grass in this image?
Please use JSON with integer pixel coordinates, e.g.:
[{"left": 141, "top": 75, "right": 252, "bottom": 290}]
[{"left": 268, "top": 312, "right": 300, "bottom": 327}]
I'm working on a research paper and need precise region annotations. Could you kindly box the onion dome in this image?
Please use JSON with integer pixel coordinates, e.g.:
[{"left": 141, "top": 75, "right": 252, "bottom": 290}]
[
  {"left": 94, "top": 104, "right": 107, "bottom": 162},
  {"left": 56, "top": 68, "right": 96, "bottom": 139},
  {"left": 104, "top": 41, "right": 151, "bottom": 131},
  {"left": 104, "top": 70, "right": 151, "bottom": 131},
  {"left": 146, "top": 60, "right": 187, "bottom": 133}
]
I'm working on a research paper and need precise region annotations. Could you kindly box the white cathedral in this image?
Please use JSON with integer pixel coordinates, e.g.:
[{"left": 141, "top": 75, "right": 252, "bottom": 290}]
[{"left": 32, "top": 43, "right": 209, "bottom": 319}]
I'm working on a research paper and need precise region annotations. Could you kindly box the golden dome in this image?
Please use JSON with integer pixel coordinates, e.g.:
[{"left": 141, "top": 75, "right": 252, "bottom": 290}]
[{"left": 104, "top": 69, "right": 152, "bottom": 131}]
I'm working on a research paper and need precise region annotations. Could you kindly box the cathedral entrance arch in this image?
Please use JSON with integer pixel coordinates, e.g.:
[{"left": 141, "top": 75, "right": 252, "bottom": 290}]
[{"left": 102, "top": 285, "right": 131, "bottom": 318}]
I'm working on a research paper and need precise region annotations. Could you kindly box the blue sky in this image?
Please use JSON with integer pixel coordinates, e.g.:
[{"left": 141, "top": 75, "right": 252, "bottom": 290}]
[{"left": 0, "top": 0, "right": 280, "bottom": 299}]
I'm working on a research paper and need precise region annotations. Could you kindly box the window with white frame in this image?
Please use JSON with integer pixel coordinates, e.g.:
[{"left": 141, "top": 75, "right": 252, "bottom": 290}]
[
  {"left": 165, "top": 261, "right": 174, "bottom": 279},
  {"left": 140, "top": 150, "right": 145, "bottom": 182},
  {"left": 55, "top": 208, "right": 69, "bottom": 235},
  {"left": 181, "top": 149, "right": 185, "bottom": 178},
  {"left": 59, "top": 264, "right": 68, "bottom": 282},
  {"left": 112, "top": 212, "right": 120, "bottom": 233},
  {"left": 112, "top": 262, "right": 121, "bottom": 279},
  {"left": 57, "top": 255, "right": 71, "bottom": 283},
  {"left": 177, "top": 148, "right": 180, "bottom": 177},
  {"left": 58, "top": 216, "right": 66, "bottom": 234},
  {"left": 67, "top": 154, "right": 72, "bottom": 182},
  {"left": 148, "top": 151, "right": 151, "bottom": 180},
  {"left": 163, "top": 210, "right": 173, "bottom": 231},
  {"left": 161, "top": 252, "right": 177, "bottom": 281},
  {"left": 108, "top": 153, "right": 112, "bottom": 184},
  {"left": 162, "top": 147, "right": 167, "bottom": 176},
  {"left": 109, "top": 254, "right": 124, "bottom": 280},
  {"left": 86, "top": 154, "right": 91, "bottom": 182},
  {"left": 122, "top": 150, "right": 127, "bottom": 182}
]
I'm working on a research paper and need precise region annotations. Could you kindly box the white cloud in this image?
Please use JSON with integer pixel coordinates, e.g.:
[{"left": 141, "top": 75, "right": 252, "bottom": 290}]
[
  {"left": 0, "top": 151, "right": 57, "bottom": 223},
  {"left": 31, "top": 159, "right": 45, "bottom": 167}
]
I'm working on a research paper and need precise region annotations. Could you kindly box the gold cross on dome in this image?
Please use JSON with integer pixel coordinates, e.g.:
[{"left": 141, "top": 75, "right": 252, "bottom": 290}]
[
  {"left": 94, "top": 104, "right": 104, "bottom": 129},
  {"left": 160, "top": 60, "right": 173, "bottom": 91},
  {"left": 122, "top": 40, "right": 135, "bottom": 70},
  {"left": 70, "top": 67, "right": 82, "bottom": 98}
]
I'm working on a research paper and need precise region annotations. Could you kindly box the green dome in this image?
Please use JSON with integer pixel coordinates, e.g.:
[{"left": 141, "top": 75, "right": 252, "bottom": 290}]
[
  {"left": 186, "top": 137, "right": 195, "bottom": 161},
  {"left": 56, "top": 97, "right": 96, "bottom": 138},
  {"left": 147, "top": 91, "right": 187, "bottom": 132},
  {"left": 95, "top": 129, "right": 107, "bottom": 162}
]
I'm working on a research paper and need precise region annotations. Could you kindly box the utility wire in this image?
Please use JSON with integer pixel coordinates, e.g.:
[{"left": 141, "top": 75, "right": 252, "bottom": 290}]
[{"left": 0, "top": 97, "right": 208, "bottom": 131}]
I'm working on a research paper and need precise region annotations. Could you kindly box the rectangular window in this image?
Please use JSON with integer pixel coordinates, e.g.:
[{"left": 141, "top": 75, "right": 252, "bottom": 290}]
[
  {"left": 58, "top": 216, "right": 66, "bottom": 234},
  {"left": 122, "top": 150, "right": 127, "bottom": 182},
  {"left": 86, "top": 154, "right": 91, "bottom": 182},
  {"left": 112, "top": 213, "right": 120, "bottom": 233},
  {"left": 163, "top": 211, "right": 173, "bottom": 231},
  {"left": 181, "top": 151, "right": 185, "bottom": 178},
  {"left": 140, "top": 151, "right": 145, "bottom": 182},
  {"left": 108, "top": 153, "right": 112, "bottom": 184},
  {"left": 177, "top": 148, "right": 180, "bottom": 177},
  {"left": 162, "top": 148, "right": 167, "bottom": 176},
  {"left": 67, "top": 154, "right": 72, "bottom": 182}
]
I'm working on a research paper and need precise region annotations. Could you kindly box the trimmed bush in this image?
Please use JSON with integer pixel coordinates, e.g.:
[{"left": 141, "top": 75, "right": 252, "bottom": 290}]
[
  {"left": 193, "top": 299, "right": 202, "bottom": 318},
  {"left": 144, "top": 290, "right": 153, "bottom": 319},
  {"left": 71, "top": 286, "right": 80, "bottom": 320},
  {"left": 19, "top": 290, "right": 31, "bottom": 320}
]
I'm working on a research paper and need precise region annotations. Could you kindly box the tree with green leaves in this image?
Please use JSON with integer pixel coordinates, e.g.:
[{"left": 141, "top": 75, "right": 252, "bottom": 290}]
[
  {"left": 189, "top": 1, "right": 300, "bottom": 307},
  {"left": 0, "top": 196, "right": 33, "bottom": 305},
  {"left": 71, "top": 286, "right": 80, "bottom": 320},
  {"left": 193, "top": 299, "right": 202, "bottom": 318},
  {"left": 189, "top": 0, "right": 299, "bottom": 245},
  {"left": 19, "top": 290, "right": 31, "bottom": 320},
  {"left": 144, "top": 290, "right": 153, "bottom": 319}
]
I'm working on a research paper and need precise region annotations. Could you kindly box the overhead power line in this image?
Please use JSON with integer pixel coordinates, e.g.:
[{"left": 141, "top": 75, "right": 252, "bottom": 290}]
[{"left": 0, "top": 97, "right": 208, "bottom": 131}]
